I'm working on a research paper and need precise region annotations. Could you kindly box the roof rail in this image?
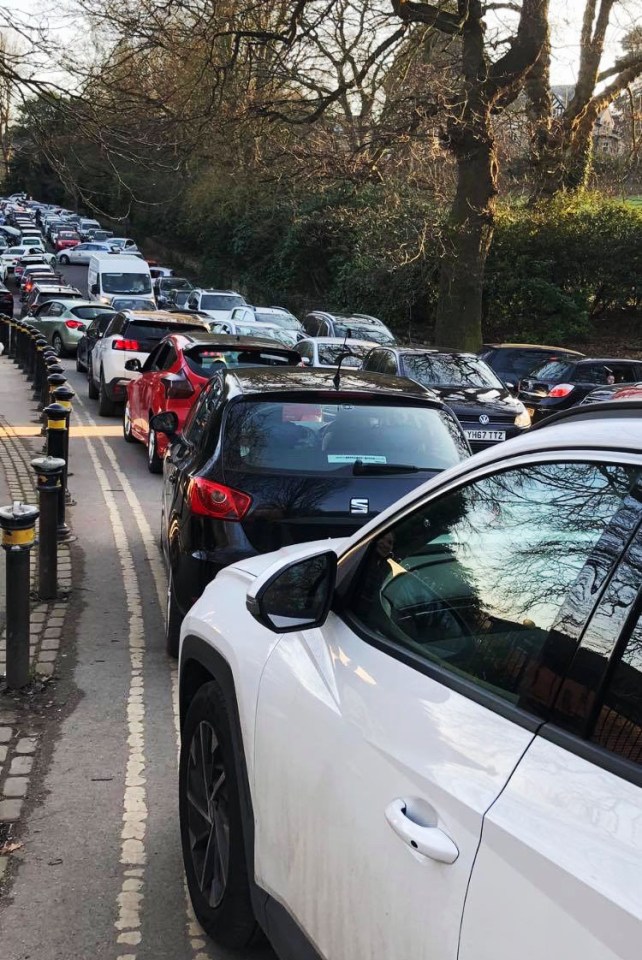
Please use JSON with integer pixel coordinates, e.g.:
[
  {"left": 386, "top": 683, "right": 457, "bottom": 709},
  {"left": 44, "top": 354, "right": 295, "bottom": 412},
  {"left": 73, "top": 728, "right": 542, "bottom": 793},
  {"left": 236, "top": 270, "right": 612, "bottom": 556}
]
[{"left": 531, "top": 399, "right": 642, "bottom": 431}]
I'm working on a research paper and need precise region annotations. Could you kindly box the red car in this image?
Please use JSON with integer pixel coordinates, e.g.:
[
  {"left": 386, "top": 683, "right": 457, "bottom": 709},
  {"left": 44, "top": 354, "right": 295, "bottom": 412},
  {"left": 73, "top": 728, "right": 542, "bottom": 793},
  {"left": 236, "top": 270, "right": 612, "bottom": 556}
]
[
  {"left": 124, "top": 332, "right": 303, "bottom": 472},
  {"left": 55, "top": 231, "right": 81, "bottom": 251},
  {"left": 613, "top": 383, "right": 642, "bottom": 400}
]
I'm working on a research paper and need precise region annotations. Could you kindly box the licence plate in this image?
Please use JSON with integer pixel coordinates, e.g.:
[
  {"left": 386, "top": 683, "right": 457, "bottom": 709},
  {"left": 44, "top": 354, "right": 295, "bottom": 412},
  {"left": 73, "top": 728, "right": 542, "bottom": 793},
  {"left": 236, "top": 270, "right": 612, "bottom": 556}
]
[{"left": 464, "top": 429, "right": 506, "bottom": 442}]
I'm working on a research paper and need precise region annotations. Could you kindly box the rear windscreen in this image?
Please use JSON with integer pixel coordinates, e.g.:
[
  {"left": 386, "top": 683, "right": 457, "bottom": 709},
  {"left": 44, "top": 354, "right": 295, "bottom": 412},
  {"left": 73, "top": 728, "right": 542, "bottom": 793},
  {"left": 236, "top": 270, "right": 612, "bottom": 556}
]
[
  {"left": 125, "top": 322, "right": 204, "bottom": 341},
  {"left": 332, "top": 323, "right": 394, "bottom": 345},
  {"left": 527, "top": 360, "right": 574, "bottom": 380},
  {"left": 185, "top": 346, "right": 298, "bottom": 374},
  {"left": 201, "top": 294, "right": 245, "bottom": 311},
  {"left": 71, "top": 306, "right": 115, "bottom": 321},
  {"left": 223, "top": 400, "right": 468, "bottom": 474},
  {"left": 317, "top": 343, "right": 372, "bottom": 367}
]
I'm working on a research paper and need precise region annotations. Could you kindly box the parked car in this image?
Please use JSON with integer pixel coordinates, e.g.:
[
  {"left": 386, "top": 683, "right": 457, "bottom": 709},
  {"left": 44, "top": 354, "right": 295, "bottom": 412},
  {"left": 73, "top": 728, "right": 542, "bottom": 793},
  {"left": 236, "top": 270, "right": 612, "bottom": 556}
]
[
  {"left": 303, "top": 310, "right": 396, "bottom": 345},
  {"left": 109, "top": 237, "right": 139, "bottom": 253},
  {"left": 209, "top": 317, "right": 300, "bottom": 347},
  {"left": 186, "top": 288, "right": 246, "bottom": 322},
  {"left": 296, "top": 336, "right": 380, "bottom": 369},
  {"left": 88, "top": 310, "right": 209, "bottom": 415},
  {"left": 57, "top": 242, "right": 115, "bottom": 265},
  {"left": 87, "top": 229, "right": 114, "bottom": 243},
  {"left": 0, "top": 280, "right": 13, "bottom": 316},
  {"left": 177, "top": 400, "right": 642, "bottom": 960},
  {"left": 54, "top": 230, "right": 81, "bottom": 252},
  {"left": 581, "top": 383, "right": 642, "bottom": 404},
  {"left": 612, "top": 383, "right": 642, "bottom": 401},
  {"left": 1, "top": 245, "right": 46, "bottom": 279},
  {"left": 154, "top": 367, "right": 470, "bottom": 655},
  {"left": 78, "top": 218, "right": 102, "bottom": 240},
  {"left": 480, "top": 342, "right": 585, "bottom": 389},
  {"left": 124, "top": 333, "right": 304, "bottom": 472},
  {"left": 154, "top": 276, "right": 193, "bottom": 308},
  {"left": 363, "top": 347, "right": 532, "bottom": 450},
  {"left": 166, "top": 288, "right": 192, "bottom": 310},
  {"left": 27, "top": 299, "right": 113, "bottom": 356},
  {"left": 75, "top": 309, "right": 116, "bottom": 372},
  {"left": 110, "top": 297, "right": 158, "bottom": 312},
  {"left": 519, "top": 356, "right": 642, "bottom": 422},
  {"left": 20, "top": 269, "right": 59, "bottom": 299},
  {"left": 230, "top": 305, "right": 304, "bottom": 334}
]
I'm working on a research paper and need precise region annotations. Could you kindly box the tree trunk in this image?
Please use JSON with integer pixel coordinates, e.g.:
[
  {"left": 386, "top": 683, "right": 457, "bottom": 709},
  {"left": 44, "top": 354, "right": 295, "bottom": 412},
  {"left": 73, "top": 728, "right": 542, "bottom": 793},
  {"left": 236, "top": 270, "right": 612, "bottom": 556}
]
[
  {"left": 531, "top": 112, "right": 595, "bottom": 198},
  {"left": 434, "top": 113, "right": 497, "bottom": 351}
]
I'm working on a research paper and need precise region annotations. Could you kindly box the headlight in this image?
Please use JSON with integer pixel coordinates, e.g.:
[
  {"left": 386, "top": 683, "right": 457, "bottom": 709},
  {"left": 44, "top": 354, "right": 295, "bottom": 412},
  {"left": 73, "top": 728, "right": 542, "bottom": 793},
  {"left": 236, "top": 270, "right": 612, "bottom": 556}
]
[{"left": 514, "top": 405, "right": 531, "bottom": 428}]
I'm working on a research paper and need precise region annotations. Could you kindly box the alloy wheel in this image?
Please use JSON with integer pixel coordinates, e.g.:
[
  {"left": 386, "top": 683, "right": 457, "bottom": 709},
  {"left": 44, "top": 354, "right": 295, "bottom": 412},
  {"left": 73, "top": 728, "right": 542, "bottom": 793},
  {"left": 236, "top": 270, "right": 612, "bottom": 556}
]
[{"left": 185, "top": 720, "right": 230, "bottom": 908}]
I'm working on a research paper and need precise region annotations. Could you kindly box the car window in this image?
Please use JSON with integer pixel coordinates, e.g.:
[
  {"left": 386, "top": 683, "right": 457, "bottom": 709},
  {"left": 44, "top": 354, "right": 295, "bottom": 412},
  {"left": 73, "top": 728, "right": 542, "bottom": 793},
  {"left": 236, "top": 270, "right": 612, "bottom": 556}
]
[
  {"left": 403, "top": 354, "right": 503, "bottom": 388},
  {"left": 223, "top": 401, "right": 468, "bottom": 475},
  {"left": 347, "top": 462, "right": 641, "bottom": 715},
  {"left": 304, "top": 316, "right": 320, "bottom": 336},
  {"left": 591, "top": 607, "right": 642, "bottom": 767},
  {"left": 200, "top": 294, "right": 244, "bottom": 311},
  {"left": 48, "top": 303, "right": 64, "bottom": 317},
  {"left": 528, "top": 360, "right": 574, "bottom": 380},
  {"left": 182, "top": 377, "right": 223, "bottom": 447}
]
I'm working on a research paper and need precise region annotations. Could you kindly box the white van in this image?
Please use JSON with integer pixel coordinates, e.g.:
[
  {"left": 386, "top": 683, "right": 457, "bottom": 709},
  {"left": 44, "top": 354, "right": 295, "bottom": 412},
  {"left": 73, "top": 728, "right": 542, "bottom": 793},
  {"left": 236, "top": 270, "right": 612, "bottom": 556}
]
[{"left": 87, "top": 254, "right": 154, "bottom": 306}]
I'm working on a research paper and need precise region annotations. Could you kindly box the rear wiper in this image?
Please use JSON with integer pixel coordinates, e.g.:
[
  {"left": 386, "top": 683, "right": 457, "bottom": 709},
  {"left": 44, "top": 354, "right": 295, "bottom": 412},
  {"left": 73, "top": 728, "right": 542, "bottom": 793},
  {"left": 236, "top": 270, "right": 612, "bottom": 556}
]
[{"left": 352, "top": 461, "right": 421, "bottom": 475}]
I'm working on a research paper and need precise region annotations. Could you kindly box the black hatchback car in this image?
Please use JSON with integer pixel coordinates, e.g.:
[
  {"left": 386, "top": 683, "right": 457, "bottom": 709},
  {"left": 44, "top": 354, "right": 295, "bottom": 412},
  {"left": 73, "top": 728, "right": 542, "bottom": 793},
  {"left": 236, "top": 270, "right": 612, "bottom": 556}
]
[
  {"left": 362, "top": 347, "right": 532, "bottom": 451},
  {"left": 480, "top": 342, "right": 585, "bottom": 389},
  {"left": 519, "top": 356, "right": 642, "bottom": 423},
  {"left": 153, "top": 367, "right": 470, "bottom": 656}
]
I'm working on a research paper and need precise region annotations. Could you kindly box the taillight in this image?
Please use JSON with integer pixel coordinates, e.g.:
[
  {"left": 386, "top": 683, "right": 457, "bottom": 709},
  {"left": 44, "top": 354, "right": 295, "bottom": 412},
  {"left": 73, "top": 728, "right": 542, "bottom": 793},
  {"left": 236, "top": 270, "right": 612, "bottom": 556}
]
[
  {"left": 548, "top": 383, "right": 574, "bottom": 398},
  {"left": 187, "top": 478, "right": 252, "bottom": 520},
  {"left": 112, "top": 339, "right": 140, "bottom": 351},
  {"left": 65, "top": 319, "right": 83, "bottom": 329}
]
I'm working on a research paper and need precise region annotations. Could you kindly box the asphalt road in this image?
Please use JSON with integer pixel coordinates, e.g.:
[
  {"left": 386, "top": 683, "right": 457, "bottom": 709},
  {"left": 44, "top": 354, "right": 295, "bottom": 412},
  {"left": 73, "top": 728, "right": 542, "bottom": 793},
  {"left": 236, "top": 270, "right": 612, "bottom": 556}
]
[{"left": 0, "top": 264, "right": 276, "bottom": 960}]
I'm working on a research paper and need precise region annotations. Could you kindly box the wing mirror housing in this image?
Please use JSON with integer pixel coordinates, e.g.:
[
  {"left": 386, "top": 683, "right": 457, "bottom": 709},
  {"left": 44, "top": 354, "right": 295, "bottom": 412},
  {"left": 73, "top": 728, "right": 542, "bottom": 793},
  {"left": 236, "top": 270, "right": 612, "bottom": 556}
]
[
  {"left": 90, "top": 283, "right": 99, "bottom": 295},
  {"left": 246, "top": 549, "right": 337, "bottom": 633},
  {"left": 149, "top": 410, "right": 179, "bottom": 437},
  {"left": 124, "top": 358, "right": 142, "bottom": 372}
]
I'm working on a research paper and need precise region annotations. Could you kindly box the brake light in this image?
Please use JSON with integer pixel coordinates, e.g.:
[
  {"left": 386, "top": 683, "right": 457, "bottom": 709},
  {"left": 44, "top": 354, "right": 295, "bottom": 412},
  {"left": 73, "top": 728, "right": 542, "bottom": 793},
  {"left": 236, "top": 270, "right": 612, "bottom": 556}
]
[
  {"left": 548, "top": 383, "right": 575, "bottom": 398},
  {"left": 65, "top": 319, "right": 83, "bottom": 329},
  {"left": 113, "top": 339, "right": 140, "bottom": 351},
  {"left": 187, "top": 478, "right": 252, "bottom": 520}
]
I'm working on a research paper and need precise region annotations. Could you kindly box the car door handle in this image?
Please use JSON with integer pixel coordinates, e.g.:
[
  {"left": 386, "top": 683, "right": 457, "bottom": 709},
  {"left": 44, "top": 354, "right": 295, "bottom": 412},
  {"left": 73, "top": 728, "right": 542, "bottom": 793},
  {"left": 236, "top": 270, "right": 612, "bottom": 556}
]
[{"left": 385, "top": 799, "right": 459, "bottom": 864}]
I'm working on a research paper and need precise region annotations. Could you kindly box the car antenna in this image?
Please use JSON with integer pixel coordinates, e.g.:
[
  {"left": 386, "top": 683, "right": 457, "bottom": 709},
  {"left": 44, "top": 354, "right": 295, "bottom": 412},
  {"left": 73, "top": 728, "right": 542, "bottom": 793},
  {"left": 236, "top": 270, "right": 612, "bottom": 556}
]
[{"left": 333, "top": 333, "right": 351, "bottom": 390}]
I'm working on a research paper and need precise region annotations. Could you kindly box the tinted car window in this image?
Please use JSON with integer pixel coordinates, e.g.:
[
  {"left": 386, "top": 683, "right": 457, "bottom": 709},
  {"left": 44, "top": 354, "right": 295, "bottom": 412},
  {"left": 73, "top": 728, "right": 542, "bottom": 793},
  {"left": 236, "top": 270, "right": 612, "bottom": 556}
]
[
  {"left": 316, "top": 343, "right": 372, "bottom": 367},
  {"left": 184, "top": 346, "right": 299, "bottom": 374},
  {"left": 124, "top": 321, "right": 204, "bottom": 342},
  {"left": 348, "top": 462, "right": 640, "bottom": 712},
  {"left": 332, "top": 322, "right": 394, "bottom": 345},
  {"left": 592, "top": 608, "right": 642, "bottom": 766},
  {"left": 223, "top": 401, "right": 468, "bottom": 475},
  {"left": 529, "top": 360, "right": 574, "bottom": 380},
  {"left": 70, "top": 306, "right": 115, "bottom": 321}
]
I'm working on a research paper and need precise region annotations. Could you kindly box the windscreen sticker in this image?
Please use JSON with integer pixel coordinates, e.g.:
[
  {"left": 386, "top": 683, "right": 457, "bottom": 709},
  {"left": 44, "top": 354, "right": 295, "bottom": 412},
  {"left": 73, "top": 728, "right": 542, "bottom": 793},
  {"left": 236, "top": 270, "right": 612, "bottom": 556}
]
[{"left": 327, "top": 455, "right": 387, "bottom": 464}]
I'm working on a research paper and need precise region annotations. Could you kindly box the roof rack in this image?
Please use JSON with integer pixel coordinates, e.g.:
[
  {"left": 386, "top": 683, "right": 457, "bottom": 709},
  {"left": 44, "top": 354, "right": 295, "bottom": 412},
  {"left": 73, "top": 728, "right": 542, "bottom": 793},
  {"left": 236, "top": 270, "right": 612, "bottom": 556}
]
[{"left": 531, "top": 399, "right": 642, "bottom": 431}]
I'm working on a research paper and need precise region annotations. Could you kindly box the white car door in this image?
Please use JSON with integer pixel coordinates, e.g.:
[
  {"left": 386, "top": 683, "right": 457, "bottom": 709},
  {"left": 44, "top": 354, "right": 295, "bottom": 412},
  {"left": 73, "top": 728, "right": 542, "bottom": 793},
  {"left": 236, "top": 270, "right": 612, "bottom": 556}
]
[
  {"left": 460, "top": 510, "right": 642, "bottom": 960},
  {"left": 253, "top": 457, "right": 641, "bottom": 960}
]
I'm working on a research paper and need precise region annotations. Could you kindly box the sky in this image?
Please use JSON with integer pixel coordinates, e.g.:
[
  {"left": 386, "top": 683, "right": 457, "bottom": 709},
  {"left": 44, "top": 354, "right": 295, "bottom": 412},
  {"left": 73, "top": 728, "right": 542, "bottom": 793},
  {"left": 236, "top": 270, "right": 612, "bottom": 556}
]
[{"left": 3, "top": 0, "right": 640, "bottom": 87}]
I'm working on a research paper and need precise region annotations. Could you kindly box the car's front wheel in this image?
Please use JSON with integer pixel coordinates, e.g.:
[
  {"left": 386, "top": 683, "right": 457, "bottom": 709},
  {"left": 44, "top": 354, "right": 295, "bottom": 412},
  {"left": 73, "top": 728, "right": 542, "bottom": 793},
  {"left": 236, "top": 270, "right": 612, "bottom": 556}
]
[
  {"left": 59, "top": 254, "right": 70, "bottom": 265},
  {"left": 147, "top": 425, "right": 163, "bottom": 473},
  {"left": 179, "top": 682, "right": 259, "bottom": 949},
  {"left": 87, "top": 359, "right": 99, "bottom": 399}
]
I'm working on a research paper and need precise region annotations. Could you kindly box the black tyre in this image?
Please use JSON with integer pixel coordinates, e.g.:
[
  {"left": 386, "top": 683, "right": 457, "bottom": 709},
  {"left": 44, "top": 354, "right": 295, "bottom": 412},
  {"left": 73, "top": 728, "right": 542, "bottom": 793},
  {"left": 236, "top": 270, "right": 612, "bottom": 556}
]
[
  {"left": 179, "top": 682, "right": 259, "bottom": 949},
  {"left": 52, "top": 332, "right": 65, "bottom": 357},
  {"left": 165, "top": 570, "right": 182, "bottom": 658},
  {"left": 59, "top": 254, "right": 70, "bottom": 265},
  {"left": 98, "top": 369, "right": 117, "bottom": 416},
  {"left": 147, "top": 424, "right": 163, "bottom": 473},
  {"left": 88, "top": 359, "right": 99, "bottom": 399},
  {"left": 123, "top": 402, "right": 136, "bottom": 443},
  {"left": 76, "top": 351, "right": 85, "bottom": 372}
]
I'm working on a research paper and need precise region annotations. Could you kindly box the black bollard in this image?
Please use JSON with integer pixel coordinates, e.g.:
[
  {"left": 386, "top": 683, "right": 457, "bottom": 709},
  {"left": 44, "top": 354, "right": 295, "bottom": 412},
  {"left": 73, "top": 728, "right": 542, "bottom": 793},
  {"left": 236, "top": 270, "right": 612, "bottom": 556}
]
[
  {"left": 44, "top": 403, "right": 71, "bottom": 540},
  {"left": 34, "top": 338, "right": 48, "bottom": 395},
  {"left": 42, "top": 356, "right": 60, "bottom": 408},
  {"left": 8, "top": 319, "right": 17, "bottom": 359},
  {"left": 31, "top": 456, "right": 65, "bottom": 601},
  {"left": 0, "top": 314, "right": 8, "bottom": 352},
  {"left": 25, "top": 327, "right": 37, "bottom": 381},
  {"left": 53, "top": 385, "right": 75, "bottom": 496},
  {"left": 0, "top": 502, "right": 39, "bottom": 689}
]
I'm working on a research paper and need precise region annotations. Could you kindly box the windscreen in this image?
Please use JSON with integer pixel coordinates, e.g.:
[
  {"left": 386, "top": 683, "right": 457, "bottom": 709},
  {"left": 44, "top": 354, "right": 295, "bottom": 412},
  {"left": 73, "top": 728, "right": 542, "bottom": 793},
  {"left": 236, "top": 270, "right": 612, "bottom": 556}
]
[
  {"left": 111, "top": 297, "right": 157, "bottom": 311},
  {"left": 223, "top": 400, "right": 468, "bottom": 475},
  {"left": 201, "top": 294, "right": 245, "bottom": 311},
  {"left": 332, "top": 322, "right": 394, "bottom": 345},
  {"left": 184, "top": 346, "right": 299, "bottom": 375},
  {"left": 102, "top": 273, "right": 152, "bottom": 295},
  {"left": 528, "top": 359, "right": 574, "bottom": 380},
  {"left": 402, "top": 354, "right": 503, "bottom": 388},
  {"left": 254, "top": 311, "right": 300, "bottom": 330},
  {"left": 316, "top": 343, "right": 372, "bottom": 367},
  {"left": 71, "top": 306, "right": 115, "bottom": 321},
  {"left": 161, "top": 277, "right": 191, "bottom": 291}
]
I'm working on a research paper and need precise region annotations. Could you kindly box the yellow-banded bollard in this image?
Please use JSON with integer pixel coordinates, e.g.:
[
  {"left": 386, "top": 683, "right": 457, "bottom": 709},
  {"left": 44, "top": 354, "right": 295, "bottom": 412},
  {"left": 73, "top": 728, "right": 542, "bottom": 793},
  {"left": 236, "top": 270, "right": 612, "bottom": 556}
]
[
  {"left": 44, "top": 403, "right": 71, "bottom": 540},
  {"left": 0, "top": 502, "right": 39, "bottom": 689},
  {"left": 53, "top": 384, "right": 75, "bottom": 502},
  {"left": 31, "top": 456, "right": 65, "bottom": 601}
]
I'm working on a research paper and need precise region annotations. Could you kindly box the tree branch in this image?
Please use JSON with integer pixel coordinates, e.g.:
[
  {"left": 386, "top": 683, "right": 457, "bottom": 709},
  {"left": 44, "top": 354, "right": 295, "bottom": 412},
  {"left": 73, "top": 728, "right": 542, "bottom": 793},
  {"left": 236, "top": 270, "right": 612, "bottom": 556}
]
[{"left": 390, "top": 0, "right": 464, "bottom": 35}]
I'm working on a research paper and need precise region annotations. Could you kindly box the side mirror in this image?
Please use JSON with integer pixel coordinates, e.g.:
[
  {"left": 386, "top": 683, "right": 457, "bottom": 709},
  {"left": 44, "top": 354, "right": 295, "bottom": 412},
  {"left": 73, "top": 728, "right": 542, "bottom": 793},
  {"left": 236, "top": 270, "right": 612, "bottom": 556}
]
[
  {"left": 90, "top": 283, "right": 99, "bottom": 295},
  {"left": 299, "top": 356, "right": 311, "bottom": 366},
  {"left": 246, "top": 550, "right": 337, "bottom": 633},
  {"left": 124, "top": 358, "right": 142, "bottom": 372},
  {"left": 150, "top": 410, "right": 179, "bottom": 437},
  {"left": 503, "top": 380, "right": 516, "bottom": 393}
]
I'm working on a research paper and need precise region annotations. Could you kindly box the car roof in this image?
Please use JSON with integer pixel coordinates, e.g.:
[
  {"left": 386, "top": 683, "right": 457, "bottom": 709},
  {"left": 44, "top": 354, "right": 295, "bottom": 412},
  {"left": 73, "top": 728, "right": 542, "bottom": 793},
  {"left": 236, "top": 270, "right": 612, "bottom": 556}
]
[
  {"left": 174, "top": 332, "right": 300, "bottom": 351},
  {"left": 574, "top": 357, "right": 642, "bottom": 365},
  {"left": 34, "top": 285, "right": 80, "bottom": 294},
  {"left": 222, "top": 367, "right": 439, "bottom": 401},
  {"left": 120, "top": 309, "right": 209, "bottom": 326},
  {"left": 483, "top": 343, "right": 585, "bottom": 353},
  {"left": 395, "top": 347, "right": 480, "bottom": 359},
  {"left": 49, "top": 299, "right": 113, "bottom": 309},
  {"left": 303, "top": 337, "right": 382, "bottom": 347},
  {"left": 197, "top": 288, "right": 243, "bottom": 295}
]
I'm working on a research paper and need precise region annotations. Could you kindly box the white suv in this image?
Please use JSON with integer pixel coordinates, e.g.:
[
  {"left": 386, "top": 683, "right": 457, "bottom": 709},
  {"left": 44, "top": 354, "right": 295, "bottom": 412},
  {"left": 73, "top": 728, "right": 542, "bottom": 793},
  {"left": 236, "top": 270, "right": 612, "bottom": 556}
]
[
  {"left": 177, "top": 402, "right": 642, "bottom": 959},
  {"left": 88, "top": 310, "right": 208, "bottom": 416},
  {"left": 185, "top": 288, "right": 246, "bottom": 322}
]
